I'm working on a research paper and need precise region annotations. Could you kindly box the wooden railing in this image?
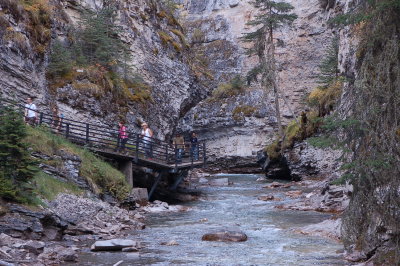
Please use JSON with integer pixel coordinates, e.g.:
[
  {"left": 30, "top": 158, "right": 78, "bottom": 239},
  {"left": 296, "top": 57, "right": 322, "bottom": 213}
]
[{"left": 0, "top": 98, "right": 206, "bottom": 169}]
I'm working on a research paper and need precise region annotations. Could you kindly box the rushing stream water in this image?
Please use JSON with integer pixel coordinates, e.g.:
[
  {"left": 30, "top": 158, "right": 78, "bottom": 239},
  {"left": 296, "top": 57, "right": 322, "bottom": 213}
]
[{"left": 75, "top": 174, "right": 346, "bottom": 265}]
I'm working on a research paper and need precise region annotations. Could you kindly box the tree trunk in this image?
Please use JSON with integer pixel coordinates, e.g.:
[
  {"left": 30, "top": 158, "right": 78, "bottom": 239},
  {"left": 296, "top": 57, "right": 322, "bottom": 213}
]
[{"left": 269, "top": 27, "right": 284, "bottom": 137}]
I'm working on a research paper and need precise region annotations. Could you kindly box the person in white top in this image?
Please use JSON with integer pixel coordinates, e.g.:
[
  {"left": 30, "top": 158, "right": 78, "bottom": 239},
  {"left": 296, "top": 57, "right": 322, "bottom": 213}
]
[
  {"left": 24, "top": 97, "right": 38, "bottom": 126},
  {"left": 140, "top": 122, "right": 153, "bottom": 158}
]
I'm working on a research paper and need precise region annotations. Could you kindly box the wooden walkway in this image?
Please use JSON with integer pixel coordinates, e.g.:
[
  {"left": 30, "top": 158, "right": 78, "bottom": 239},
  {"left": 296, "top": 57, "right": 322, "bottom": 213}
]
[{"left": 0, "top": 99, "right": 206, "bottom": 172}]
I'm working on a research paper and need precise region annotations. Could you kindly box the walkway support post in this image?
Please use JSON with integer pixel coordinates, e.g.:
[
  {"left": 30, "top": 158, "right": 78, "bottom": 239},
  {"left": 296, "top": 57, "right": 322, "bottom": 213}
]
[
  {"left": 174, "top": 144, "right": 178, "bottom": 172},
  {"left": 39, "top": 112, "right": 43, "bottom": 125},
  {"left": 135, "top": 134, "right": 139, "bottom": 163},
  {"left": 65, "top": 123, "right": 70, "bottom": 139},
  {"left": 119, "top": 160, "right": 133, "bottom": 188}
]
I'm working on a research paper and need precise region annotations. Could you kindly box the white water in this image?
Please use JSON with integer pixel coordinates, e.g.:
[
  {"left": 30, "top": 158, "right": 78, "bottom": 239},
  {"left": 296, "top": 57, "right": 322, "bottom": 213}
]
[{"left": 74, "top": 174, "right": 346, "bottom": 265}]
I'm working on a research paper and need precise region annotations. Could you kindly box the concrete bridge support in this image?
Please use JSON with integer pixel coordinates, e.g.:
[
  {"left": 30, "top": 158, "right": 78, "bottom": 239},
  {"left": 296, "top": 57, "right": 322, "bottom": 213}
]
[{"left": 119, "top": 160, "right": 133, "bottom": 187}]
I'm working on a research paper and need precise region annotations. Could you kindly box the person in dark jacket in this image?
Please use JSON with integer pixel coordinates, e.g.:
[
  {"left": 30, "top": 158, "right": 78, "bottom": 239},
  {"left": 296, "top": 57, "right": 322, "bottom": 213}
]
[{"left": 190, "top": 132, "right": 199, "bottom": 161}]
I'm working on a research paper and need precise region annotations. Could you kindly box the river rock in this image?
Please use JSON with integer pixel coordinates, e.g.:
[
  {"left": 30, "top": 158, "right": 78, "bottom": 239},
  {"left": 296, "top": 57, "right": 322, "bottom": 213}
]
[
  {"left": 258, "top": 195, "right": 275, "bottom": 201},
  {"left": 0, "top": 233, "right": 24, "bottom": 247},
  {"left": 160, "top": 240, "right": 179, "bottom": 246},
  {"left": 285, "top": 190, "right": 303, "bottom": 197},
  {"left": 263, "top": 182, "right": 288, "bottom": 188},
  {"left": 38, "top": 245, "right": 78, "bottom": 263},
  {"left": 18, "top": 240, "right": 45, "bottom": 254},
  {"left": 209, "top": 178, "right": 229, "bottom": 186},
  {"left": 201, "top": 231, "right": 247, "bottom": 242},
  {"left": 91, "top": 239, "right": 138, "bottom": 251}
]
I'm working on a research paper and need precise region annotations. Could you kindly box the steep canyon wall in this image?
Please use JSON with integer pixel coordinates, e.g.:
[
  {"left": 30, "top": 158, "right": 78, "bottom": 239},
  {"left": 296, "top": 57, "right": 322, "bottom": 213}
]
[
  {"left": 178, "top": 0, "right": 336, "bottom": 169},
  {"left": 0, "top": 0, "right": 209, "bottom": 139}
]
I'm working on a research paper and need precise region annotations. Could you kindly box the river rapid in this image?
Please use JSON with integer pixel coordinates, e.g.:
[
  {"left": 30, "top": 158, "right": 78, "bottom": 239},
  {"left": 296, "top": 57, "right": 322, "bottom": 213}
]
[{"left": 75, "top": 174, "right": 346, "bottom": 265}]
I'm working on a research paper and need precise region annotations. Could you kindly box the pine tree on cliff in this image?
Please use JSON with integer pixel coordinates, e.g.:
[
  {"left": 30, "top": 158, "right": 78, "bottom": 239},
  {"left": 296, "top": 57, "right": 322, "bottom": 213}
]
[
  {"left": 0, "top": 106, "right": 38, "bottom": 202},
  {"left": 73, "top": 1, "right": 128, "bottom": 67},
  {"left": 242, "top": 0, "right": 297, "bottom": 137}
]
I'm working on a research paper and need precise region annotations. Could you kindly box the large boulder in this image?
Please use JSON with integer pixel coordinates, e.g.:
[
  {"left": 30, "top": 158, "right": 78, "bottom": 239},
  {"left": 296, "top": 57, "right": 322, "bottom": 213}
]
[
  {"left": 201, "top": 231, "right": 247, "bottom": 242},
  {"left": 91, "top": 239, "right": 139, "bottom": 251},
  {"left": 130, "top": 188, "right": 149, "bottom": 206}
]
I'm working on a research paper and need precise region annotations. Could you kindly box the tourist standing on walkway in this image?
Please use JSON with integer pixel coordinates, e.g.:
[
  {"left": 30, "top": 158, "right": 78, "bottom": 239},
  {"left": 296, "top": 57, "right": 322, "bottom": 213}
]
[
  {"left": 24, "top": 97, "right": 37, "bottom": 126},
  {"left": 190, "top": 132, "right": 199, "bottom": 161},
  {"left": 141, "top": 122, "right": 153, "bottom": 158},
  {"left": 173, "top": 132, "right": 185, "bottom": 163},
  {"left": 117, "top": 121, "right": 128, "bottom": 152}
]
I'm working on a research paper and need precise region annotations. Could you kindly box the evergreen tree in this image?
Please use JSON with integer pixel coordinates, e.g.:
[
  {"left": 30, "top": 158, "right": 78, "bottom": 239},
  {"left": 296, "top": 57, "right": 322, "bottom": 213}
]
[
  {"left": 47, "top": 40, "right": 73, "bottom": 77},
  {"left": 242, "top": 0, "right": 297, "bottom": 136},
  {"left": 73, "top": 2, "right": 129, "bottom": 67},
  {"left": 0, "top": 106, "right": 38, "bottom": 202},
  {"left": 318, "top": 36, "right": 339, "bottom": 85}
]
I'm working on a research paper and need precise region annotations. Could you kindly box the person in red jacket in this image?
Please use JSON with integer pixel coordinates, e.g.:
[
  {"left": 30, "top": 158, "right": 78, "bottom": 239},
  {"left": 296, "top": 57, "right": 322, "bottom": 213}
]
[{"left": 116, "top": 121, "right": 128, "bottom": 152}]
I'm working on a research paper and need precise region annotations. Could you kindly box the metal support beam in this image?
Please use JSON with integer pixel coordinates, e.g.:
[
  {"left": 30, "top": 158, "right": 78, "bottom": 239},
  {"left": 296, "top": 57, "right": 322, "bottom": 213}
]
[
  {"left": 169, "top": 170, "right": 187, "bottom": 190},
  {"left": 148, "top": 170, "right": 166, "bottom": 200}
]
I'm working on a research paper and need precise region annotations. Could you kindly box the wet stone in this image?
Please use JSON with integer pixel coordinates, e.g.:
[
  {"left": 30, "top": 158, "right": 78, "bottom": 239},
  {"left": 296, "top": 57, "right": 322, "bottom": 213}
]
[{"left": 202, "top": 231, "right": 248, "bottom": 242}]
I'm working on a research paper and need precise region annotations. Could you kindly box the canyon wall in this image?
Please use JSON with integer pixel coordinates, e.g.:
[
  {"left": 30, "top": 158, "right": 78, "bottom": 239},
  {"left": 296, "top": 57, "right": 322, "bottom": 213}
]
[
  {"left": 0, "top": 0, "right": 209, "bottom": 139},
  {"left": 178, "top": 0, "right": 336, "bottom": 169}
]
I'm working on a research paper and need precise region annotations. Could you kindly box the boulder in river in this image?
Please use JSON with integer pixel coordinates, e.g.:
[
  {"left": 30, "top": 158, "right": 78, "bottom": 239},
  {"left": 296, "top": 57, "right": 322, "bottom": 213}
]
[
  {"left": 91, "top": 239, "right": 138, "bottom": 251},
  {"left": 263, "top": 182, "right": 292, "bottom": 189},
  {"left": 201, "top": 231, "right": 247, "bottom": 242},
  {"left": 258, "top": 195, "right": 276, "bottom": 201},
  {"left": 285, "top": 190, "right": 303, "bottom": 197}
]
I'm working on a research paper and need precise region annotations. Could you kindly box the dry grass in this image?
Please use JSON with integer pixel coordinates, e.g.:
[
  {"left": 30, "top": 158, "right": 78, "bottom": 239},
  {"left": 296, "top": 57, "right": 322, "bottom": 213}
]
[{"left": 158, "top": 30, "right": 173, "bottom": 45}]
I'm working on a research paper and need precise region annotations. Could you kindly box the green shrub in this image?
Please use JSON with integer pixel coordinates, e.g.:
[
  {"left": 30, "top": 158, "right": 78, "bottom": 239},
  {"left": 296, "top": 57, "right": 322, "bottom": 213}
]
[
  {"left": 307, "top": 136, "right": 337, "bottom": 149},
  {"left": 232, "top": 105, "right": 256, "bottom": 121},
  {"left": 33, "top": 171, "right": 82, "bottom": 201},
  {"left": 212, "top": 75, "right": 245, "bottom": 99},
  {"left": 24, "top": 126, "right": 130, "bottom": 201},
  {"left": 281, "top": 120, "right": 300, "bottom": 150}
]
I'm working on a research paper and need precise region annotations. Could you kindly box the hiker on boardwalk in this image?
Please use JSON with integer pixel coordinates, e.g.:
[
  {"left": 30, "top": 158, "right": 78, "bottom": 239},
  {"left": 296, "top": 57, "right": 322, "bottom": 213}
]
[
  {"left": 51, "top": 106, "right": 63, "bottom": 133},
  {"left": 116, "top": 121, "right": 128, "bottom": 152},
  {"left": 190, "top": 132, "right": 199, "bottom": 161},
  {"left": 140, "top": 122, "right": 153, "bottom": 158},
  {"left": 173, "top": 132, "right": 185, "bottom": 163},
  {"left": 24, "top": 97, "right": 37, "bottom": 126}
]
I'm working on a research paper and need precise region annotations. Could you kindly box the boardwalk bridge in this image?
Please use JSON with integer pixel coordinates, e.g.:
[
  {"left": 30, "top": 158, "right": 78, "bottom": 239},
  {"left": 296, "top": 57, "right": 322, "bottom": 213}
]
[{"left": 1, "top": 99, "right": 206, "bottom": 200}]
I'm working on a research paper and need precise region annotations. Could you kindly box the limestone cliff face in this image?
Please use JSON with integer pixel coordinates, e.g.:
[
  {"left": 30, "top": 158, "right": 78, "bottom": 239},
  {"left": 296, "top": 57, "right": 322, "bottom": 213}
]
[
  {"left": 0, "top": 0, "right": 208, "bottom": 139},
  {"left": 335, "top": 0, "right": 400, "bottom": 263},
  {"left": 178, "top": 0, "right": 336, "bottom": 169}
]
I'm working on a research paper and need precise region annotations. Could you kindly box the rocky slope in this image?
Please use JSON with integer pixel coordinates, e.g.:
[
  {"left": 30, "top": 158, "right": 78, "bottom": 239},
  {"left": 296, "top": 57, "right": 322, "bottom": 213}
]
[{"left": 178, "top": 0, "right": 337, "bottom": 169}]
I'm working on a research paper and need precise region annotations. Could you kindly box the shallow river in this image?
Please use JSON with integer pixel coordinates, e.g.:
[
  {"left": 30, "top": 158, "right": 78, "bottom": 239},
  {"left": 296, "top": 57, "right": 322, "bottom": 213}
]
[{"left": 76, "top": 174, "right": 346, "bottom": 265}]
